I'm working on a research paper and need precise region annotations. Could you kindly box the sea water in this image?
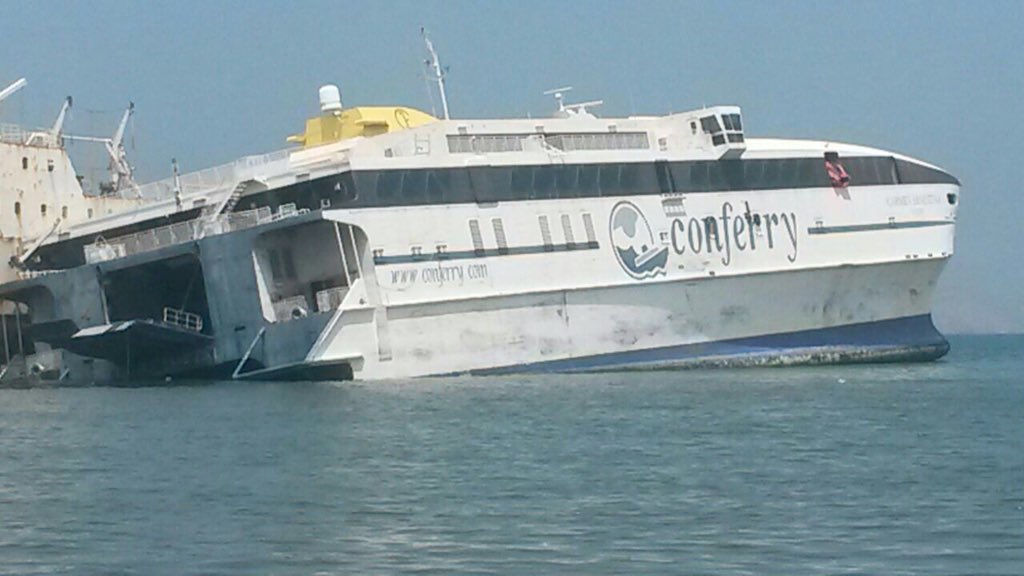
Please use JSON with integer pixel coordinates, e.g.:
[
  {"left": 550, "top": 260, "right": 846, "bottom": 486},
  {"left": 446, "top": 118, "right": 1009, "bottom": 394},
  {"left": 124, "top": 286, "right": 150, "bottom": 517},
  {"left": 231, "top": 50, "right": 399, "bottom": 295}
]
[{"left": 0, "top": 336, "right": 1020, "bottom": 575}]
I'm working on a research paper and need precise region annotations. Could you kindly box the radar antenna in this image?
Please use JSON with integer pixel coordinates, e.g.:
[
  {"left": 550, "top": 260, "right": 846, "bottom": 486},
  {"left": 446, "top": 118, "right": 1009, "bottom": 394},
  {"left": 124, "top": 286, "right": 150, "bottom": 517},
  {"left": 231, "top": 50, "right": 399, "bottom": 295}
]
[
  {"left": 421, "top": 27, "right": 450, "bottom": 120},
  {"left": 543, "top": 86, "right": 573, "bottom": 112},
  {"left": 543, "top": 86, "right": 603, "bottom": 118}
]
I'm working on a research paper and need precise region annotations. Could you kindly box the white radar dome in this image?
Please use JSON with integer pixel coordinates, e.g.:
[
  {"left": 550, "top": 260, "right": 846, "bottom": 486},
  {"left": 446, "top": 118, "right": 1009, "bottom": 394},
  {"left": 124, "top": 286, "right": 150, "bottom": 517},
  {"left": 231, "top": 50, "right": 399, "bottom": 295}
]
[{"left": 319, "top": 84, "right": 342, "bottom": 113}]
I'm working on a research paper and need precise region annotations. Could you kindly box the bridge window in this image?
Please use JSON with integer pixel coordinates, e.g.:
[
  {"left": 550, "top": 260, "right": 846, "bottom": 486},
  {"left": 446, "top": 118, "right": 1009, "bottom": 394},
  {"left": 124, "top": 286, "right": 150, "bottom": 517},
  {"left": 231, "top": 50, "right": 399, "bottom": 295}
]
[{"left": 700, "top": 116, "right": 722, "bottom": 134}]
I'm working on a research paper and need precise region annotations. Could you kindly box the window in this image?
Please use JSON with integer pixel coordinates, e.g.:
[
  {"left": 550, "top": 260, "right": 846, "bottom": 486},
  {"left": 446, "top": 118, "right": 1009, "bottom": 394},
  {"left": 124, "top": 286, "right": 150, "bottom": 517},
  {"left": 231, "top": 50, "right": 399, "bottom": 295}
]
[
  {"left": 21, "top": 157, "right": 28, "bottom": 170},
  {"left": 511, "top": 167, "right": 532, "bottom": 195},
  {"left": 41, "top": 204, "right": 47, "bottom": 217},
  {"left": 532, "top": 166, "right": 555, "bottom": 199},
  {"left": 598, "top": 164, "right": 620, "bottom": 196},
  {"left": 14, "top": 202, "right": 20, "bottom": 216},
  {"left": 578, "top": 165, "right": 599, "bottom": 195},
  {"left": 721, "top": 113, "right": 743, "bottom": 131},
  {"left": 619, "top": 164, "right": 639, "bottom": 193},
  {"left": 556, "top": 166, "right": 578, "bottom": 194},
  {"left": 401, "top": 170, "right": 426, "bottom": 201},
  {"left": 690, "top": 162, "right": 709, "bottom": 192},
  {"left": 62, "top": 206, "right": 68, "bottom": 219},
  {"left": 655, "top": 161, "right": 673, "bottom": 194},
  {"left": 427, "top": 170, "right": 448, "bottom": 202},
  {"left": 700, "top": 116, "right": 722, "bottom": 134},
  {"left": 892, "top": 156, "right": 954, "bottom": 183},
  {"left": 721, "top": 160, "right": 745, "bottom": 191},
  {"left": 375, "top": 171, "right": 402, "bottom": 202}
]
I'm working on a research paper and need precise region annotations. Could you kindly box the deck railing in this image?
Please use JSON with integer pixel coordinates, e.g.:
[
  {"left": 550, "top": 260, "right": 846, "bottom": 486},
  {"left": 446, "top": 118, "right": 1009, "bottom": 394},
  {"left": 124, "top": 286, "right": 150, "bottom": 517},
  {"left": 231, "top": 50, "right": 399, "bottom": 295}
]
[
  {"left": 133, "top": 149, "right": 291, "bottom": 200},
  {"left": 82, "top": 204, "right": 306, "bottom": 264},
  {"left": 162, "top": 307, "right": 204, "bottom": 332}
]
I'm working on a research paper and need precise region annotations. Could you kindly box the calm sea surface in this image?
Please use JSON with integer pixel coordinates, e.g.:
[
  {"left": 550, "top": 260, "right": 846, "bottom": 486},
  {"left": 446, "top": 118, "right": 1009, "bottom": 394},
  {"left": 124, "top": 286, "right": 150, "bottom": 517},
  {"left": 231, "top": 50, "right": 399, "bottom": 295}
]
[{"left": 0, "top": 335, "right": 1020, "bottom": 575}]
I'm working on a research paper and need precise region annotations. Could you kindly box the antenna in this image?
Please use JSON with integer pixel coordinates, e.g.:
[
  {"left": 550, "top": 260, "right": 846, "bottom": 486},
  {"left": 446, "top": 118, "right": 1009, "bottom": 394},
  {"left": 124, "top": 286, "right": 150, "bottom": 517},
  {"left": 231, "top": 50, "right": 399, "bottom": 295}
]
[
  {"left": 543, "top": 86, "right": 573, "bottom": 112},
  {"left": 0, "top": 78, "right": 27, "bottom": 105},
  {"left": 172, "top": 158, "right": 182, "bottom": 208},
  {"left": 421, "top": 27, "right": 450, "bottom": 120},
  {"left": 544, "top": 86, "right": 602, "bottom": 118}
]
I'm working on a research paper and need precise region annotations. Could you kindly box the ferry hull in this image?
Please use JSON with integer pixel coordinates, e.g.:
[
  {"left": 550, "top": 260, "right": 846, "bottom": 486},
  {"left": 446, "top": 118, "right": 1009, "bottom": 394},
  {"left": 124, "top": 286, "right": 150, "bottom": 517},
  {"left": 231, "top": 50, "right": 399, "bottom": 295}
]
[{"left": 316, "top": 257, "right": 949, "bottom": 379}]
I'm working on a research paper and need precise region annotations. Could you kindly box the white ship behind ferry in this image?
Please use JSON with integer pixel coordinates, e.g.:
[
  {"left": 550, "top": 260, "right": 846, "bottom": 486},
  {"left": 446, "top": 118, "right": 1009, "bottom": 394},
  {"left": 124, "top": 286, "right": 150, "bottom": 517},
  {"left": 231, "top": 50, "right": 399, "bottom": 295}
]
[{"left": 0, "top": 45, "right": 959, "bottom": 383}]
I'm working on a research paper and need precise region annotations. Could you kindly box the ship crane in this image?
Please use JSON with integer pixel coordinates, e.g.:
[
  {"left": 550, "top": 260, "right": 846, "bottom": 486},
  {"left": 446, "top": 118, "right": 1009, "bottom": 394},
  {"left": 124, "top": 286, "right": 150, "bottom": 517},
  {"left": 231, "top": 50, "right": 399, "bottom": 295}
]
[
  {"left": 0, "top": 78, "right": 27, "bottom": 107},
  {"left": 50, "top": 96, "right": 72, "bottom": 138},
  {"left": 63, "top": 102, "right": 137, "bottom": 195}
]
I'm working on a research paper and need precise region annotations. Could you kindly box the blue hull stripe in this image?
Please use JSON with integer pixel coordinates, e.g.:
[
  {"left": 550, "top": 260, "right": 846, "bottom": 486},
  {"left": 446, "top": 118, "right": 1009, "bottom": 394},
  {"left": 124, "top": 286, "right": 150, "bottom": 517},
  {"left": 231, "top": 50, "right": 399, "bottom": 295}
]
[{"left": 470, "top": 314, "right": 949, "bottom": 375}]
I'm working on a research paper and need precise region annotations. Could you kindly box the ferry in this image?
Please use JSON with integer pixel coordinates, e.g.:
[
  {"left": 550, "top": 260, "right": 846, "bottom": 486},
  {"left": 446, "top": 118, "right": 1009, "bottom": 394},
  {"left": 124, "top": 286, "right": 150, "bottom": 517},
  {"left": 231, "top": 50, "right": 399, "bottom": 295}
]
[{"left": 0, "top": 44, "right": 959, "bottom": 382}]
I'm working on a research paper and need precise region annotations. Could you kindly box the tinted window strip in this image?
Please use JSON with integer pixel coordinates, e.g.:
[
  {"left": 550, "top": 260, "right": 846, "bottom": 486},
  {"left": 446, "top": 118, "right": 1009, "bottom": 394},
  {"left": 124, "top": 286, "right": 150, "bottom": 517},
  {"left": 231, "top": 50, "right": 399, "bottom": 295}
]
[{"left": 258, "top": 157, "right": 957, "bottom": 212}]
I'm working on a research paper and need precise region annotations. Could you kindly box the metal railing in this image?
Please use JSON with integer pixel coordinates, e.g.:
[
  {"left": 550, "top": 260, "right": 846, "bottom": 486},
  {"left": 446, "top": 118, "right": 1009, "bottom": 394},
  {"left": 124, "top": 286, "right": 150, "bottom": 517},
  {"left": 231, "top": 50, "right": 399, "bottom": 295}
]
[
  {"left": 0, "top": 123, "right": 60, "bottom": 148},
  {"left": 83, "top": 205, "right": 284, "bottom": 264},
  {"left": 133, "top": 149, "right": 291, "bottom": 200},
  {"left": 162, "top": 307, "right": 203, "bottom": 332}
]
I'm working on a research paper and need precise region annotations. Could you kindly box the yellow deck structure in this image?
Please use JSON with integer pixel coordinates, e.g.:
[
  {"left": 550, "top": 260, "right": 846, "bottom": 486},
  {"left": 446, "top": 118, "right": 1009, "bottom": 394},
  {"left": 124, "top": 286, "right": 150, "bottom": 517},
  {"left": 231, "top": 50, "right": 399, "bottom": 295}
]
[{"left": 288, "top": 106, "right": 437, "bottom": 148}]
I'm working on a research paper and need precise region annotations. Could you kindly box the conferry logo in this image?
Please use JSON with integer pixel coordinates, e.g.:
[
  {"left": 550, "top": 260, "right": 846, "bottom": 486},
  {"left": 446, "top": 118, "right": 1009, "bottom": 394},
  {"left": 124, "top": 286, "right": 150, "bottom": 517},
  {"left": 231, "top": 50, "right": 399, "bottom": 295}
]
[{"left": 609, "top": 201, "right": 669, "bottom": 280}]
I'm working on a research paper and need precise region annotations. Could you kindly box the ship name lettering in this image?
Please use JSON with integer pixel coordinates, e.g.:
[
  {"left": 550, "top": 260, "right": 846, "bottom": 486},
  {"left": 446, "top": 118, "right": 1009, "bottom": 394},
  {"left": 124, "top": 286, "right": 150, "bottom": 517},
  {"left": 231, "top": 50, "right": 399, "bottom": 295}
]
[{"left": 669, "top": 201, "right": 798, "bottom": 265}]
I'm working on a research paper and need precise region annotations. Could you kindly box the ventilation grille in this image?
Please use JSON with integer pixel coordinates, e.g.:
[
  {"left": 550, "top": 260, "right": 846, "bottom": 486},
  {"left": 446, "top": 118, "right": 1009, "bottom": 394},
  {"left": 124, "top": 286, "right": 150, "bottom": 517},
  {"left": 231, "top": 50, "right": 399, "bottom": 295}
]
[
  {"left": 492, "top": 218, "right": 509, "bottom": 255},
  {"left": 448, "top": 132, "right": 650, "bottom": 154},
  {"left": 468, "top": 219, "right": 484, "bottom": 256},
  {"left": 538, "top": 215, "right": 553, "bottom": 251},
  {"left": 582, "top": 212, "right": 597, "bottom": 246},
  {"left": 561, "top": 214, "right": 575, "bottom": 249}
]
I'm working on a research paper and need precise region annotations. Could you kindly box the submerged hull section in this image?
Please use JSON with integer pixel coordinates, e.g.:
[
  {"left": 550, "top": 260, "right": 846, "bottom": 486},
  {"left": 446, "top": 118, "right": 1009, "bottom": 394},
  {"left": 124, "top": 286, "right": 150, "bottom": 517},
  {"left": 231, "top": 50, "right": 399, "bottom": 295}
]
[{"left": 473, "top": 315, "right": 949, "bottom": 375}]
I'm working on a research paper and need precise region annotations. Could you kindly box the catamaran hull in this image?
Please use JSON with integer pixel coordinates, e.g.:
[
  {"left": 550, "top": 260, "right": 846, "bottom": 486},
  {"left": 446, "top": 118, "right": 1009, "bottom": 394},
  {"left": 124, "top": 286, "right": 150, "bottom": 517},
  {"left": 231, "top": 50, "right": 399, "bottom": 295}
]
[{"left": 308, "top": 257, "right": 948, "bottom": 380}]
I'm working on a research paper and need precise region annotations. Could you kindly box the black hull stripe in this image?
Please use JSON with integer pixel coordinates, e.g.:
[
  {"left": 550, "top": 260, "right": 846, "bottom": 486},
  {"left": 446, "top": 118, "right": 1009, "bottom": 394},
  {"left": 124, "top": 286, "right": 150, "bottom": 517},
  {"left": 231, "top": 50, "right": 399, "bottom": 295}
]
[
  {"left": 374, "top": 242, "right": 599, "bottom": 265},
  {"left": 807, "top": 221, "right": 953, "bottom": 235}
]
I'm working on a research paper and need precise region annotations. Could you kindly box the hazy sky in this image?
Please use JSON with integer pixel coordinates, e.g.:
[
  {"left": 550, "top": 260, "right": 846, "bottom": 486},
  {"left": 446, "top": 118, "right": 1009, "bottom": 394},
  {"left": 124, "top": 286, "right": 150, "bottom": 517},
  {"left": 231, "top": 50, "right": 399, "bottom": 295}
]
[{"left": 1, "top": 0, "right": 1021, "bottom": 333}]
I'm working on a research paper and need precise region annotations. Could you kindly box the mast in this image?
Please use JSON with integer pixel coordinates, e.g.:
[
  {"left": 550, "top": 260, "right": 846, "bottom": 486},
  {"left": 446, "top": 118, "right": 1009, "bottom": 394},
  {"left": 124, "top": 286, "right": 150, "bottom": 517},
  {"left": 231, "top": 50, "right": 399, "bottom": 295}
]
[{"left": 421, "top": 28, "right": 450, "bottom": 120}]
